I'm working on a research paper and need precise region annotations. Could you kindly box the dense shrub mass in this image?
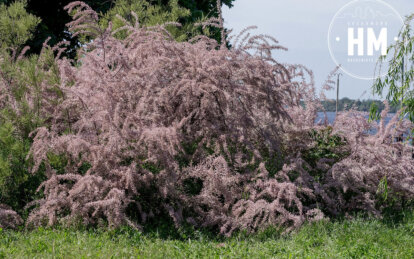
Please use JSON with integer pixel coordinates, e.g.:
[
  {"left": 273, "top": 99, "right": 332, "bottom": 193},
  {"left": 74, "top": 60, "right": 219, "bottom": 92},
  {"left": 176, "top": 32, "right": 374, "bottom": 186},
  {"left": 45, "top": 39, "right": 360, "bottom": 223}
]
[
  {"left": 0, "top": 1, "right": 413, "bottom": 235},
  {"left": 0, "top": 204, "right": 22, "bottom": 229}
]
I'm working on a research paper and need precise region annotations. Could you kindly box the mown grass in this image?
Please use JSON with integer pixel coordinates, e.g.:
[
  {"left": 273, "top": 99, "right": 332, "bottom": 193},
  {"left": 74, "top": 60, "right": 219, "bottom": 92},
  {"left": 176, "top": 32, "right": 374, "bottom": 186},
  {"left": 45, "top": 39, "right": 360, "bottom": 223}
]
[{"left": 1, "top": 211, "right": 414, "bottom": 258}]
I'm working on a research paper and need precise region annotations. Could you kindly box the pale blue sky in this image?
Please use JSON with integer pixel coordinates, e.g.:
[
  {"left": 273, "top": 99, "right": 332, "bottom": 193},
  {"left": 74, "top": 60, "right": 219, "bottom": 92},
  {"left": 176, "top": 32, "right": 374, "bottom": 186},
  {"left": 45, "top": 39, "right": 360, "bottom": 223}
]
[{"left": 222, "top": 0, "right": 414, "bottom": 100}]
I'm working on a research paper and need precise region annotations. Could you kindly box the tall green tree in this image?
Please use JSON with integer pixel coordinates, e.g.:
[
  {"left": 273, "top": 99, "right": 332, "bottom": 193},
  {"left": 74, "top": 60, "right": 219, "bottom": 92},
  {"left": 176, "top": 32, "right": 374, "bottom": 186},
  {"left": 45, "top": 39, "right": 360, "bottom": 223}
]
[
  {"left": 0, "top": 0, "right": 39, "bottom": 51},
  {"left": 101, "top": 0, "right": 191, "bottom": 42},
  {"left": 0, "top": 0, "right": 48, "bottom": 213},
  {"left": 0, "top": 0, "right": 234, "bottom": 57}
]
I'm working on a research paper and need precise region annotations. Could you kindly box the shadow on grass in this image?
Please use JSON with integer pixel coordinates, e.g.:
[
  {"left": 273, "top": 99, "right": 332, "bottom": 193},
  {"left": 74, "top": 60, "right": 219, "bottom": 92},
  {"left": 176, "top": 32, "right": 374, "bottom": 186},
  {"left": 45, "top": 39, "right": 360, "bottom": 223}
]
[
  {"left": 9, "top": 207, "right": 414, "bottom": 245},
  {"left": 102, "top": 207, "right": 414, "bottom": 243}
]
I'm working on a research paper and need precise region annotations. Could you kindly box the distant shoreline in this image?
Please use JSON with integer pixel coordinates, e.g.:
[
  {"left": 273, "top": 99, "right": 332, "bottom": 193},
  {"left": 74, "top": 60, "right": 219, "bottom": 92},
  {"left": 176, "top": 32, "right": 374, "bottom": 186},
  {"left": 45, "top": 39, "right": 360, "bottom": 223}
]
[{"left": 319, "top": 98, "right": 400, "bottom": 113}]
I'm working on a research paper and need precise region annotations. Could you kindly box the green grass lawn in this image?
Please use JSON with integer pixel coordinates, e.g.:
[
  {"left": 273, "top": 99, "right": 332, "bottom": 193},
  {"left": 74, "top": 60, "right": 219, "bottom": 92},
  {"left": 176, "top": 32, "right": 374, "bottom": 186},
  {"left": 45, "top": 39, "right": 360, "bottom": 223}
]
[{"left": 1, "top": 212, "right": 414, "bottom": 258}]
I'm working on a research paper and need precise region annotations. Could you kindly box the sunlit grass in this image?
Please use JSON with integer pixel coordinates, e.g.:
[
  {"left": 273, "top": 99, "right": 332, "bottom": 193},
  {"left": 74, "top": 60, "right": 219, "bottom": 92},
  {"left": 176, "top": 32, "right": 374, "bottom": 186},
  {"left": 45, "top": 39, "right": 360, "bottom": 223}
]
[{"left": 1, "top": 211, "right": 413, "bottom": 258}]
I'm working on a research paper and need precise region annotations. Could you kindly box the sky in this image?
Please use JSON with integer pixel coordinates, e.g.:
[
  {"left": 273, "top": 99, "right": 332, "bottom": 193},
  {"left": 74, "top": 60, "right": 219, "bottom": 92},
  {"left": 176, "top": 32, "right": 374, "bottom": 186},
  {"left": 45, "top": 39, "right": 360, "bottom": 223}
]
[{"left": 222, "top": 0, "right": 414, "bottom": 100}]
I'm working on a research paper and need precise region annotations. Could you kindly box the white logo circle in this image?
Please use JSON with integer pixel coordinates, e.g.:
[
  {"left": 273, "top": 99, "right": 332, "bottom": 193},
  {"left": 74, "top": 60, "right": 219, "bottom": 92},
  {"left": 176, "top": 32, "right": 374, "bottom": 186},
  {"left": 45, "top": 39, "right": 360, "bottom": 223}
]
[{"left": 328, "top": 0, "right": 404, "bottom": 80}]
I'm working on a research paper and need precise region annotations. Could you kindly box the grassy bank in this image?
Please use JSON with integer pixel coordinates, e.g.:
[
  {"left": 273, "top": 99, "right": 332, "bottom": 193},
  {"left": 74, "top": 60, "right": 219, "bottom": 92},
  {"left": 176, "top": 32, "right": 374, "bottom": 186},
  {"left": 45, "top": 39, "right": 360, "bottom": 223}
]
[{"left": 1, "top": 212, "right": 414, "bottom": 258}]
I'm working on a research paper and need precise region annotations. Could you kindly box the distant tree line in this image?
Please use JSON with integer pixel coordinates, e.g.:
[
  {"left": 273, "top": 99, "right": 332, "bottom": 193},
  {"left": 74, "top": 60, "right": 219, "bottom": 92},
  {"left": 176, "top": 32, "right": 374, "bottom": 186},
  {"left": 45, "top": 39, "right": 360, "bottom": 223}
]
[{"left": 320, "top": 98, "right": 399, "bottom": 113}]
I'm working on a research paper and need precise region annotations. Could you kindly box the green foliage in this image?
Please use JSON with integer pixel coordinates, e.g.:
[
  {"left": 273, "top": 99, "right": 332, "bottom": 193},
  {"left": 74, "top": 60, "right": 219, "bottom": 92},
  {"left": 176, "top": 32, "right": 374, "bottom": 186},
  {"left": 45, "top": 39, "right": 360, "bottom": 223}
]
[
  {"left": 0, "top": 122, "right": 44, "bottom": 213},
  {"left": 368, "top": 102, "right": 381, "bottom": 121},
  {"left": 302, "top": 127, "right": 349, "bottom": 179},
  {"left": 373, "top": 14, "right": 414, "bottom": 122},
  {"left": 0, "top": 1, "right": 59, "bottom": 214},
  {"left": 376, "top": 174, "right": 414, "bottom": 210},
  {"left": 100, "top": 0, "right": 230, "bottom": 43},
  {"left": 0, "top": 0, "right": 40, "bottom": 50},
  {"left": 182, "top": 177, "right": 203, "bottom": 196},
  {"left": 260, "top": 146, "right": 284, "bottom": 178},
  {"left": 2, "top": 0, "right": 235, "bottom": 57},
  {"left": 377, "top": 176, "right": 389, "bottom": 202},
  {"left": 102, "top": 0, "right": 192, "bottom": 42},
  {"left": 0, "top": 49, "right": 61, "bottom": 137},
  {"left": 174, "top": 137, "right": 203, "bottom": 169},
  {"left": 178, "top": 0, "right": 234, "bottom": 20},
  {"left": 47, "top": 153, "right": 68, "bottom": 175},
  {"left": 174, "top": 136, "right": 283, "bottom": 178},
  {"left": 142, "top": 161, "right": 162, "bottom": 174},
  {"left": 306, "top": 127, "right": 347, "bottom": 161},
  {"left": 14, "top": 0, "right": 114, "bottom": 57},
  {"left": 177, "top": 0, "right": 235, "bottom": 44}
]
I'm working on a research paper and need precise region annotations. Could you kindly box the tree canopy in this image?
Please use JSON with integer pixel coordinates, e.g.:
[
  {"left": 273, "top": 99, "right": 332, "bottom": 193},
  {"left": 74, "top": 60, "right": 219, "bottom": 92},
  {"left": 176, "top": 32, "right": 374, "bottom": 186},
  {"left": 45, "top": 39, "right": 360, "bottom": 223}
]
[
  {"left": 0, "top": 0, "right": 39, "bottom": 51},
  {"left": 0, "top": 0, "right": 234, "bottom": 56},
  {"left": 373, "top": 15, "right": 414, "bottom": 122}
]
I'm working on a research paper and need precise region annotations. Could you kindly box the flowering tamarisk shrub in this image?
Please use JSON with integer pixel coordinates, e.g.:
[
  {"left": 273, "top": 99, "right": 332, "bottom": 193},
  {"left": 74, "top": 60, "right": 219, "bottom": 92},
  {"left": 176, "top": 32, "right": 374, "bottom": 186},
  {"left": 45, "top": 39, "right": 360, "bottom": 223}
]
[
  {"left": 21, "top": 1, "right": 414, "bottom": 234},
  {"left": 328, "top": 103, "right": 414, "bottom": 215},
  {"left": 280, "top": 66, "right": 414, "bottom": 218},
  {"left": 0, "top": 204, "right": 22, "bottom": 229},
  {"left": 26, "top": 1, "right": 296, "bottom": 231}
]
